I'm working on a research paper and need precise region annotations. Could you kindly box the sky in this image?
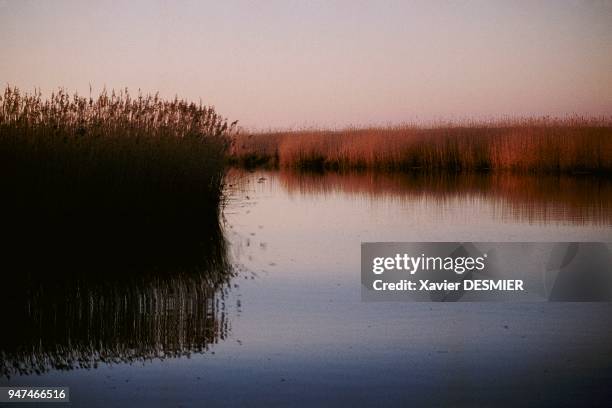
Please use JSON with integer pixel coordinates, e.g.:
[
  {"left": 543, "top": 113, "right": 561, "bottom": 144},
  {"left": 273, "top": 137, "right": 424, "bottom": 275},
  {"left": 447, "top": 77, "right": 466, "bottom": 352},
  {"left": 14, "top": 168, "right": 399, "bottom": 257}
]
[{"left": 1, "top": 0, "right": 611, "bottom": 129}]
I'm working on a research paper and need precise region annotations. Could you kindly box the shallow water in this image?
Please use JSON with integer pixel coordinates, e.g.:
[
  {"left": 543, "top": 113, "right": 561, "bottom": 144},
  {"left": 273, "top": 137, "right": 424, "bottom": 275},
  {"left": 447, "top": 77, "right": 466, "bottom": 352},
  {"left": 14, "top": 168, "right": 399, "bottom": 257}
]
[{"left": 1, "top": 170, "right": 611, "bottom": 407}]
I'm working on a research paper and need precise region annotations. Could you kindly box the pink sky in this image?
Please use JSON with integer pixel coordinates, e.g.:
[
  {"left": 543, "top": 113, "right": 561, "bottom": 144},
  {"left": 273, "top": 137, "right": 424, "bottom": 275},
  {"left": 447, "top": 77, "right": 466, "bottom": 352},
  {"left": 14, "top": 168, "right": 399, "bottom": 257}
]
[{"left": 1, "top": 0, "right": 611, "bottom": 129}]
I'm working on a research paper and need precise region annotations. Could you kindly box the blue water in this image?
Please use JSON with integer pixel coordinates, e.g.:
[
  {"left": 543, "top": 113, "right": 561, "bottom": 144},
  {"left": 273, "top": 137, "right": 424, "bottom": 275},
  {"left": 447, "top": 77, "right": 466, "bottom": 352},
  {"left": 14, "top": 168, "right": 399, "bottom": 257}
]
[{"left": 2, "top": 170, "right": 611, "bottom": 407}]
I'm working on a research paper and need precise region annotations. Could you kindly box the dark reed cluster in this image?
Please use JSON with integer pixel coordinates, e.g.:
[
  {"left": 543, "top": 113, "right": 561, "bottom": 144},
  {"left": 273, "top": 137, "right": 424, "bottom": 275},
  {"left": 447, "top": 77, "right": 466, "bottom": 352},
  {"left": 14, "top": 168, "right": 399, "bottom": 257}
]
[{"left": 0, "top": 85, "right": 237, "bottom": 273}]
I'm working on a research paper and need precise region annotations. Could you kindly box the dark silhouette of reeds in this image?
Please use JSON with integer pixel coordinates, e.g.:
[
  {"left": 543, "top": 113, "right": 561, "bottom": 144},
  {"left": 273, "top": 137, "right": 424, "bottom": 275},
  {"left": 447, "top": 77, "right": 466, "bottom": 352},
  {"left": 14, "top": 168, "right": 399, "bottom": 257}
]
[
  {"left": 0, "top": 229, "right": 233, "bottom": 378},
  {"left": 0, "top": 86, "right": 237, "bottom": 272},
  {"left": 231, "top": 119, "right": 612, "bottom": 174}
]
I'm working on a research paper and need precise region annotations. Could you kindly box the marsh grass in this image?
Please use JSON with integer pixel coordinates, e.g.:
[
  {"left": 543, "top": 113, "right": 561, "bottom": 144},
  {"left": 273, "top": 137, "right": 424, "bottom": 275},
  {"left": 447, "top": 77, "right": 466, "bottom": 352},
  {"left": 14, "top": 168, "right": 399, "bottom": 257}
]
[
  {"left": 0, "top": 86, "right": 236, "bottom": 272},
  {"left": 231, "top": 119, "right": 612, "bottom": 174}
]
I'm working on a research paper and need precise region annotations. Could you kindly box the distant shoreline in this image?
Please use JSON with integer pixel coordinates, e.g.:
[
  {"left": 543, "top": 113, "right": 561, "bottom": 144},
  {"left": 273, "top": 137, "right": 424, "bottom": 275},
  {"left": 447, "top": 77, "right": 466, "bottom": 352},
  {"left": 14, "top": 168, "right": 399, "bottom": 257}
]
[{"left": 230, "top": 120, "right": 612, "bottom": 174}]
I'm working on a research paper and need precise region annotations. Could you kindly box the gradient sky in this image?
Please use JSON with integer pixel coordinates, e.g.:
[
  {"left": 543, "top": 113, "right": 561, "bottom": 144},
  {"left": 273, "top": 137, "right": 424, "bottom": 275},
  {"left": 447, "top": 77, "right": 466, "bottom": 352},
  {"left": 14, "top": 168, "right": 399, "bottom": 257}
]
[{"left": 1, "top": 0, "right": 611, "bottom": 129}]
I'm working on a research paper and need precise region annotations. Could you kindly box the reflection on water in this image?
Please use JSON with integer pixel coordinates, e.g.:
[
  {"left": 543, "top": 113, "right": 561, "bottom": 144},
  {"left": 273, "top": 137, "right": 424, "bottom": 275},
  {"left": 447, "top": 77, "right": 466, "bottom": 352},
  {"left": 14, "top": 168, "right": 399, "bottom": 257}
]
[
  {"left": 274, "top": 170, "right": 612, "bottom": 225},
  {"left": 0, "top": 224, "right": 233, "bottom": 379},
  {"left": 1, "top": 169, "right": 610, "bottom": 406},
  {"left": 2, "top": 169, "right": 610, "bottom": 381},
  {"left": 217, "top": 169, "right": 612, "bottom": 406}
]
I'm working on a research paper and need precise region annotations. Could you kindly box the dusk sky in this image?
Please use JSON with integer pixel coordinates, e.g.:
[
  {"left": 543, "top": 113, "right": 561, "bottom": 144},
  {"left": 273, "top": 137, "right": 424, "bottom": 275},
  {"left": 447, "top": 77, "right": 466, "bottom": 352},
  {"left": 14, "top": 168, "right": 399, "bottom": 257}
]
[{"left": 1, "top": 0, "right": 611, "bottom": 129}]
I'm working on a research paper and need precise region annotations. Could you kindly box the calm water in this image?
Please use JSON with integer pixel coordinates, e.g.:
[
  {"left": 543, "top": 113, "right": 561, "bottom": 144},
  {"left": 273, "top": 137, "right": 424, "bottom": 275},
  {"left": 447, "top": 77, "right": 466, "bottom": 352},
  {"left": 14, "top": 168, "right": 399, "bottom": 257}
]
[{"left": 1, "top": 170, "right": 611, "bottom": 407}]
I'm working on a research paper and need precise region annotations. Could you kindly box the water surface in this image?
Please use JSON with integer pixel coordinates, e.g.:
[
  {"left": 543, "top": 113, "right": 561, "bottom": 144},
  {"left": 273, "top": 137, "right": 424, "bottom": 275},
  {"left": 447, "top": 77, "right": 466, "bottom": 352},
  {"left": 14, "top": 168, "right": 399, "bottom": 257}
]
[{"left": 1, "top": 170, "right": 611, "bottom": 407}]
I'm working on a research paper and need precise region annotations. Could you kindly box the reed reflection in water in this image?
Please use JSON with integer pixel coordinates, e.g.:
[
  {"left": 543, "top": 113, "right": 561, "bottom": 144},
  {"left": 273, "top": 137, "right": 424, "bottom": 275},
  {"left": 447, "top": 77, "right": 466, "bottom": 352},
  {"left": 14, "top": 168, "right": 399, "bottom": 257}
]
[
  {"left": 275, "top": 170, "right": 612, "bottom": 225},
  {"left": 0, "top": 226, "right": 233, "bottom": 379}
]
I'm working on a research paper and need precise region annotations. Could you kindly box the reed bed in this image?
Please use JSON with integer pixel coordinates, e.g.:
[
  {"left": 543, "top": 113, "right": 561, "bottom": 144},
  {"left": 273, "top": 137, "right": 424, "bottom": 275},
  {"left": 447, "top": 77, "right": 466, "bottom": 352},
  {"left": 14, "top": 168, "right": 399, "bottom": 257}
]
[
  {"left": 0, "top": 86, "right": 236, "bottom": 272},
  {"left": 231, "top": 119, "right": 612, "bottom": 174}
]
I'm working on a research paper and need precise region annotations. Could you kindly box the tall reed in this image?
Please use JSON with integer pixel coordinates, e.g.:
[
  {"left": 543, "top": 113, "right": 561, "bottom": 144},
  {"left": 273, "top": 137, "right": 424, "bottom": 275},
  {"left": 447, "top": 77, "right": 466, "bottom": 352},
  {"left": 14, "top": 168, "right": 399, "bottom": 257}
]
[
  {"left": 0, "top": 86, "right": 237, "bottom": 273},
  {"left": 231, "top": 119, "right": 612, "bottom": 174}
]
